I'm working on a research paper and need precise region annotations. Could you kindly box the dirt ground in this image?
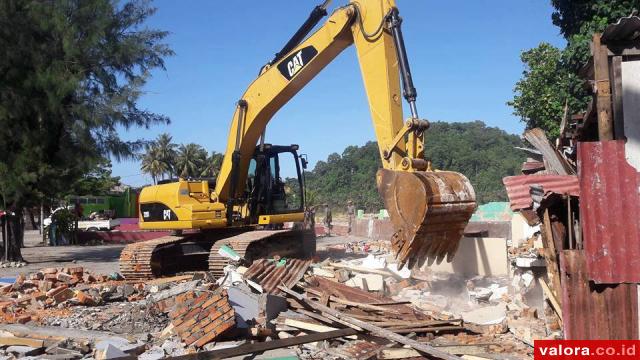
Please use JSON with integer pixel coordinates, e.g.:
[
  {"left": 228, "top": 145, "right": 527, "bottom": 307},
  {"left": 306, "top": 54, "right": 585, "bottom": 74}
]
[{"left": 0, "top": 230, "right": 359, "bottom": 278}]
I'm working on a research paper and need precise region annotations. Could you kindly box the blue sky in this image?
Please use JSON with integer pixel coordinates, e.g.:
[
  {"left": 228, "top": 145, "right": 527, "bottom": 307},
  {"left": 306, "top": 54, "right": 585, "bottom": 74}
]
[{"left": 113, "top": 0, "right": 565, "bottom": 186}]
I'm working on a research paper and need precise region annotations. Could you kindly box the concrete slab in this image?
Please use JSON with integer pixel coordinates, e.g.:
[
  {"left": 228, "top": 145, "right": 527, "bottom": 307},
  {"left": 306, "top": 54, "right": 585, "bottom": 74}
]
[{"left": 428, "top": 237, "right": 509, "bottom": 276}]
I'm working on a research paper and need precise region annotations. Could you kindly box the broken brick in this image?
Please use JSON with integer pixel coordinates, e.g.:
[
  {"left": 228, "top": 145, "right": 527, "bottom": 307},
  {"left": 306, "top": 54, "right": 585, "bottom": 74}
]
[
  {"left": 52, "top": 288, "right": 75, "bottom": 304},
  {"left": 56, "top": 272, "right": 73, "bottom": 283},
  {"left": 46, "top": 285, "right": 68, "bottom": 297},
  {"left": 74, "top": 291, "right": 96, "bottom": 306},
  {"left": 170, "top": 289, "right": 235, "bottom": 348},
  {"left": 29, "top": 272, "right": 44, "bottom": 281},
  {"left": 16, "top": 315, "right": 31, "bottom": 324},
  {"left": 42, "top": 268, "right": 58, "bottom": 275}
]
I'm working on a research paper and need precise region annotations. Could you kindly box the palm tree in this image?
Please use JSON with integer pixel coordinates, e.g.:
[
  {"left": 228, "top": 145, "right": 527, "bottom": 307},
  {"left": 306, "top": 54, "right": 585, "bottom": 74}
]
[
  {"left": 154, "top": 133, "right": 177, "bottom": 179},
  {"left": 140, "top": 145, "right": 168, "bottom": 184},
  {"left": 201, "top": 151, "right": 224, "bottom": 178},
  {"left": 176, "top": 143, "right": 207, "bottom": 178}
]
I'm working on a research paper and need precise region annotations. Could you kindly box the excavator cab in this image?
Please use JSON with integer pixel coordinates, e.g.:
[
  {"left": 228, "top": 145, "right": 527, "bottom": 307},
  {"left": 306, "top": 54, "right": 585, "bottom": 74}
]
[{"left": 245, "top": 144, "right": 305, "bottom": 226}]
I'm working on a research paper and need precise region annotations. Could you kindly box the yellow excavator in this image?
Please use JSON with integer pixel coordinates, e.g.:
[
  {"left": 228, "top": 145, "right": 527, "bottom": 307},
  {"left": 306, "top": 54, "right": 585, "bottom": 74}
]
[{"left": 119, "top": 0, "right": 477, "bottom": 280}]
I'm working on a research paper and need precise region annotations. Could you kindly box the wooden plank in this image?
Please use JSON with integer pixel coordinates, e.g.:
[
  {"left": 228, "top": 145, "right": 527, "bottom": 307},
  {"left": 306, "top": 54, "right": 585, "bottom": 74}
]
[
  {"left": 0, "top": 336, "right": 45, "bottom": 348},
  {"left": 542, "top": 209, "right": 562, "bottom": 303},
  {"left": 593, "top": 33, "right": 613, "bottom": 140},
  {"left": 167, "top": 328, "right": 358, "bottom": 359},
  {"left": 539, "top": 278, "right": 563, "bottom": 322},
  {"left": 278, "top": 285, "right": 461, "bottom": 360},
  {"left": 145, "top": 275, "right": 193, "bottom": 285},
  {"left": 284, "top": 318, "right": 340, "bottom": 333},
  {"left": 306, "top": 287, "right": 401, "bottom": 314},
  {"left": 381, "top": 348, "right": 421, "bottom": 359},
  {"left": 329, "top": 262, "right": 399, "bottom": 279},
  {"left": 611, "top": 55, "right": 624, "bottom": 138}
]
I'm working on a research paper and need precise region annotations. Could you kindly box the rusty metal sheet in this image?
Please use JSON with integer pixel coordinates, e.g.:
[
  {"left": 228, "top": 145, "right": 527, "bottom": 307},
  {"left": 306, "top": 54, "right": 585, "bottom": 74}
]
[
  {"left": 243, "top": 258, "right": 311, "bottom": 294},
  {"left": 577, "top": 140, "right": 640, "bottom": 283},
  {"left": 336, "top": 341, "right": 383, "bottom": 360},
  {"left": 522, "top": 160, "right": 545, "bottom": 174},
  {"left": 560, "top": 250, "right": 638, "bottom": 339},
  {"left": 502, "top": 175, "right": 580, "bottom": 211}
]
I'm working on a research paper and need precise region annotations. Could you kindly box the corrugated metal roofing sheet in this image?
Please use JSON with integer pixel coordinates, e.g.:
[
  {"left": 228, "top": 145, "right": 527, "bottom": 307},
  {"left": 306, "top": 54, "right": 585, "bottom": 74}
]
[
  {"left": 577, "top": 140, "right": 640, "bottom": 283},
  {"left": 522, "top": 160, "right": 545, "bottom": 174},
  {"left": 602, "top": 15, "right": 640, "bottom": 43},
  {"left": 560, "top": 250, "right": 638, "bottom": 339},
  {"left": 243, "top": 258, "right": 311, "bottom": 294},
  {"left": 502, "top": 175, "right": 580, "bottom": 211}
]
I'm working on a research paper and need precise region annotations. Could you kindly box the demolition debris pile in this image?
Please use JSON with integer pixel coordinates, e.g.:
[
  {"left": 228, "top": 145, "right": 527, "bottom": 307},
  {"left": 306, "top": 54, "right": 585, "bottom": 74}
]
[{"left": 0, "top": 240, "right": 547, "bottom": 359}]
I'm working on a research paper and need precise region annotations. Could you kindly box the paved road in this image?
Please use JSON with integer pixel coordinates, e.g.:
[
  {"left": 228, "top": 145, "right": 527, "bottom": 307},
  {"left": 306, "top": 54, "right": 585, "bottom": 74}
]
[
  {"left": 0, "top": 230, "right": 124, "bottom": 277},
  {"left": 0, "top": 231, "right": 361, "bottom": 278}
]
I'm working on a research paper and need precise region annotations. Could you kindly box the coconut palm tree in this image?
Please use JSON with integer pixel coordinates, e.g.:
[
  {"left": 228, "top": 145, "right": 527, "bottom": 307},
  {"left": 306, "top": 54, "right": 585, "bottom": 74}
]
[
  {"left": 176, "top": 143, "right": 207, "bottom": 178},
  {"left": 201, "top": 151, "right": 224, "bottom": 178},
  {"left": 140, "top": 145, "right": 167, "bottom": 184},
  {"left": 154, "top": 133, "right": 177, "bottom": 179}
]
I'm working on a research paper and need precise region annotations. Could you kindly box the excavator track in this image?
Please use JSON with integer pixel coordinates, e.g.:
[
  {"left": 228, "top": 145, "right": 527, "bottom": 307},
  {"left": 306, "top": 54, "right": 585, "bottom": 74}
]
[
  {"left": 119, "top": 228, "right": 315, "bottom": 280},
  {"left": 208, "top": 229, "right": 316, "bottom": 277},
  {"left": 119, "top": 235, "right": 185, "bottom": 281}
]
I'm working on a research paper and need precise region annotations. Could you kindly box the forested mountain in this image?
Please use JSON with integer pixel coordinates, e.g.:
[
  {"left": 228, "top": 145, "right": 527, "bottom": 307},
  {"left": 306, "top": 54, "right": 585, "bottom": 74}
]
[{"left": 297, "top": 121, "right": 525, "bottom": 211}]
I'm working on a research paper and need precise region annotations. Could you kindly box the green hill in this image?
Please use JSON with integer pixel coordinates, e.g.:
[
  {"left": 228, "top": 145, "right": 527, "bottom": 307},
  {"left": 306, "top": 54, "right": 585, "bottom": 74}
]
[{"left": 294, "top": 121, "right": 524, "bottom": 212}]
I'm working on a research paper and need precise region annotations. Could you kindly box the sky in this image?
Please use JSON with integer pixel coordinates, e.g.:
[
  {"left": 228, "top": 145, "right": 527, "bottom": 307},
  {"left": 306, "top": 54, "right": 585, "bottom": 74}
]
[{"left": 113, "top": 0, "right": 565, "bottom": 186}]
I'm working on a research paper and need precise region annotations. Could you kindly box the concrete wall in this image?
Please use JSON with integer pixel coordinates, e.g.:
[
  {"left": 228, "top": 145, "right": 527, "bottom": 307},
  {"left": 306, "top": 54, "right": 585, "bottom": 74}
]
[
  {"left": 622, "top": 60, "right": 640, "bottom": 171},
  {"left": 352, "top": 218, "right": 394, "bottom": 240},
  {"left": 426, "top": 237, "right": 509, "bottom": 277},
  {"left": 352, "top": 218, "right": 509, "bottom": 277},
  {"left": 511, "top": 213, "right": 540, "bottom": 247}
]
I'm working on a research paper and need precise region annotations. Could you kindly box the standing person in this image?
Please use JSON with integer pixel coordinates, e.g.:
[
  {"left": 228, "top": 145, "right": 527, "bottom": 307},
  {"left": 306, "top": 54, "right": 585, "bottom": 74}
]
[
  {"left": 346, "top": 200, "right": 355, "bottom": 236},
  {"left": 72, "top": 200, "right": 83, "bottom": 245},
  {"left": 305, "top": 205, "right": 316, "bottom": 230},
  {"left": 323, "top": 204, "right": 332, "bottom": 236}
]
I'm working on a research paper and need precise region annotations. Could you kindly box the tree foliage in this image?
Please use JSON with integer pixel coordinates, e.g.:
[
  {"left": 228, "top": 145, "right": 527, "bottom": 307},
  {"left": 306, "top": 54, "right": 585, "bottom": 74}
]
[
  {"left": 509, "top": 0, "right": 637, "bottom": 137},
  {"left": 507, "top": 43, "right": 583, "bottom": 138},
  {"left": 69, "top": 159, "right": 121, "bottom": 196},
  {"left": 0, "top": 0, "right": 172, "bottom": 260},
  {"left": 140, "top": 135, "right": 224, "bottom": 182},
  {"left": 300, "top": 121, "right": 524, "bottom": 212}
]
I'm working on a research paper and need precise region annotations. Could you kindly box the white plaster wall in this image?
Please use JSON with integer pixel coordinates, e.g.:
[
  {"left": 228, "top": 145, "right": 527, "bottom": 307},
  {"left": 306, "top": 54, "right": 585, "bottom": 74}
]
[{"left": 622, "top": 60, "right": 640, "bottom": 171}]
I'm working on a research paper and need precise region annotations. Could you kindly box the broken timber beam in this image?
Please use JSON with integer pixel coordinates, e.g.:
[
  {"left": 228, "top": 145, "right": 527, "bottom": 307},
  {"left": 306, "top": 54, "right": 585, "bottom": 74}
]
[
  {"left": 278, "top": 285, "right": 461, "bottom": 360},
  {"left": 166, "top": 328, "right": 358, "bottom": 359}
]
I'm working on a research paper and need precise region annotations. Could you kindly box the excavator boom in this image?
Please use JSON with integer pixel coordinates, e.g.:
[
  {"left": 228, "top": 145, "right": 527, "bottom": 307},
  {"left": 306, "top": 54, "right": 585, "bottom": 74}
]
[{"left": 211, "top": 0, "right": 477, "bottom": 267}]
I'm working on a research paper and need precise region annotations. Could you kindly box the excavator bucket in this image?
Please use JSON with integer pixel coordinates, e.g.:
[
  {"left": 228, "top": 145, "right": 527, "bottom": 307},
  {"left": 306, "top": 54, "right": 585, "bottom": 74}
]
[{"left": 377, "top": 169, "right": 477, "bottom": 269}]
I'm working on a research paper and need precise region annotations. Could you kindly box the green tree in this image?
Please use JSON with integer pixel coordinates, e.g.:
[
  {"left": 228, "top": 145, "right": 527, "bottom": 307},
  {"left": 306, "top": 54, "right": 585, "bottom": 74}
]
[
  {"left": 140, "top": 145, "right": 167, "bottom": 185},
  {"left": 154, "top": 133, "right": 178, "bottom": 179},
  {"left": 201, "top": 151, "right": 224, "bottom": 178},
  {"left": 0, "top": 0, "right": 173, "bottom": 260},
  {"left": 507, "top": 43, "right": 577, "bottom": 138},
  {"left": 70, "top": 159, "right": 121, "bottom": 196},
  {"left": 551, "top": 0, "right": 638, "bottom": 69},
  {"left": 176, "top": 143, "right": 208, "bottom": 178},
  {"left": 509, "top": 0, "right": 637, "bottom": 137}
]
